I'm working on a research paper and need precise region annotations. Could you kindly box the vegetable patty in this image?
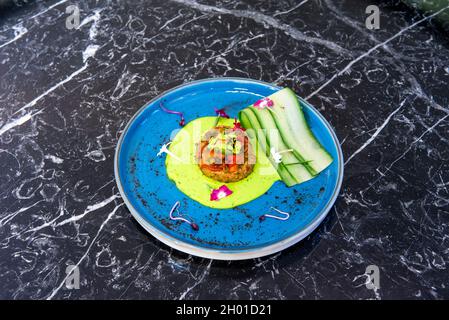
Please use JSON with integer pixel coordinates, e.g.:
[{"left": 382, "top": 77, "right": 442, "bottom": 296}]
[{"left": 197, "top": 126, "right": 255, "bottom": 182}]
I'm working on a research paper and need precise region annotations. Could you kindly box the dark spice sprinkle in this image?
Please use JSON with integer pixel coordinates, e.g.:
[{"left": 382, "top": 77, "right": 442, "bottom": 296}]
[
  {"left": 191, "top": 223, "right": 199, "bottom": 231},
  {"left": 259, "top": 215, "right": 266, "bottom": 222},
  {"left": 136, "top": 193, "right": 148, "bottom": 207},
  {"left": 133, "top": 177, "right": 140, "bottom": 188},
  {"left": 160, "top": 218, "right": 174, "bottom": 229},
  {"left": 319, "top": 187, "right": 325, "bottom": 193}
]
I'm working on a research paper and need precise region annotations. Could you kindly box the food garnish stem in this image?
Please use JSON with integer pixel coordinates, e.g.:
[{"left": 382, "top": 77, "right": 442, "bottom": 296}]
[
  {"left": 157, "top": 142, "right": 184, "bottom": 162},
  {"left": 278, "top": 149, "right": 293, "bottom": 154},
  {"left": 169, "top": 201, "right": 199, "bottom": 231},
  {"left": 159, "top": 102, "right": 185, "bottom": 126},
  {"left": 259, "top": 207, "right": 290, "bottom": 221},
  {"left": 270, "top": 147, "right": 294, "bottom": 164}
]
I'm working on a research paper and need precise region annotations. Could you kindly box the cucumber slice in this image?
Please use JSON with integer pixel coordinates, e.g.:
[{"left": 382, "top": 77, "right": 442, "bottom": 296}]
[
  {"left": 238, "top": 88, "right": 333, "bottom": 187},
  {"left": 240, "top": 109, "right": 296, "bottom": 186},
  {"left": 247, "top": 107, "right": 314, "bottom": 185},
  {"left": 240, "top": 108, "right": 314, "bottom": 186},
  {"left": 269, "top": 88, "right": 333, "bottom": 174}
]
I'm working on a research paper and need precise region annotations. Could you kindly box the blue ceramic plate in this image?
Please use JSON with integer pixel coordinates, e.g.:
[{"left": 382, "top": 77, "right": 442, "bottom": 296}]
[{"left": 114, "top": 78, "right": 343, "bottom": 260}]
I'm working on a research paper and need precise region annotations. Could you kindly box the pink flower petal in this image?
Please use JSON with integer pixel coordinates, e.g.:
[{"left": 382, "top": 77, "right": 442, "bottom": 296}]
[
  {"left": 214, "top": 108, "right": 230, "bottom": 118},
  {"left": 253, "top": 97, "right": 274, "bottom": 109},
  {"left": 210, "top": 185, "right": 233, "bottom": 201},
  {"left": 232, "top": 118, "right": 245, "bottom": 131}
]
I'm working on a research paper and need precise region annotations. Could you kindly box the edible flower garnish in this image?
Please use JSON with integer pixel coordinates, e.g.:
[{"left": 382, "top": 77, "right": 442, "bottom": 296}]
[
  {"left": 169, "top": 201, "right": 199, "bottom": 231},
  {"left": 214, "top": 107, "right": 230, "bottom": 119},
  {"left": 253, "top": 97, "right": 274, "bottom": 109},
  {"left": 210, "top": 185, "right": 233, "bottom": 201},
  {"left": 232, "top": 118, "right": 245, "bottom": 131},
  {"left": 259, "top": 207, "right": 290, "bottom": 222},
  {"left": 160, "top": 102, "right": 185, "bottom": 126},
  {"left": 157, "top": 142, "right": 183, "bottom": 162},
  {"left": 270, "top": 147, "right": 293, "bottom": 164}
]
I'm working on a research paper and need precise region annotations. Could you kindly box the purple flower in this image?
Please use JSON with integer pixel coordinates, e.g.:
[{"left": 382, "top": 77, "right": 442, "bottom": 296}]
[
  {"left": 210, "top": 185, "right": 233, "bottom": 201},
  {"left": 214, "top": 108, "right": 230, "bottom": 118},
  {"left": 253, "top": 97, "right": 274, "bottom": 109}
]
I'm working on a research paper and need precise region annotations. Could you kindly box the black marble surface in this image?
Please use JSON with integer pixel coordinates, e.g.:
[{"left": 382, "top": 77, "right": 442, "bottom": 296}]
[{"left": 1, "top": 0, "right": 449, "bottom": 300}]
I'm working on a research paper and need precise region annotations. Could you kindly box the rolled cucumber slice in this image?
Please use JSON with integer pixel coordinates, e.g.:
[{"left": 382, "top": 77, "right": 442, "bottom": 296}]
[
  {"left": 240, "top": 109, "right": 296, "bottom": 186},
  {"left": 238, "top": 88, "right": 333, "bottom": 187},
  {"left": 268, "top": 88, "right": 333, "bottom": 174},
  {"left": 239, "top": 108, "right": 314, "bottom": 186}
]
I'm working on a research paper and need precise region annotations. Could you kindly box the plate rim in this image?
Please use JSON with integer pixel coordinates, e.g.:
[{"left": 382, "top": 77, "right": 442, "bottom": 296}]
[{"left": 114, "top": 77, "right": 344, "bottom": 260}]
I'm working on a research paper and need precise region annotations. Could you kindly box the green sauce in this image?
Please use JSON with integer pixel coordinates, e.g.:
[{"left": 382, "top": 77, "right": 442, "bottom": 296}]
[{"left": 166, "top": 117, "right": 279, "bottom": 209}]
